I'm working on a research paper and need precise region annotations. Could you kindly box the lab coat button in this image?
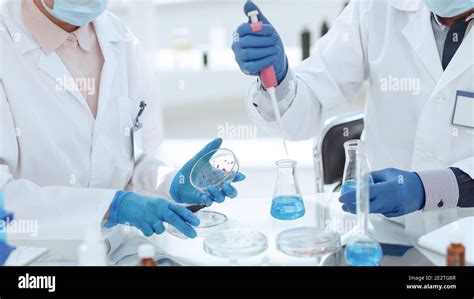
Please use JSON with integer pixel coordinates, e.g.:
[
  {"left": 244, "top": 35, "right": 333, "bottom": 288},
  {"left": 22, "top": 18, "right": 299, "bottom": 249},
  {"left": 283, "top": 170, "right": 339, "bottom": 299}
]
[
  {"left": 437, "top": 200, "right": 444, "bottom": 208},
  {"left": 66, "top": 36, "right": 78, "bottom": 48}
]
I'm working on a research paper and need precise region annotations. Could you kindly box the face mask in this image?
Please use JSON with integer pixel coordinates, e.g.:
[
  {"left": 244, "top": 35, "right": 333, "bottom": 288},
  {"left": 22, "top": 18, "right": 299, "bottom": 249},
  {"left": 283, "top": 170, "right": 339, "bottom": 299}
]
[
  {"left": 425, "top": 0, "right": 474, "bottom": 18},
  {"left": 41, "top": 0, "right": 109, "bottom": 26}
]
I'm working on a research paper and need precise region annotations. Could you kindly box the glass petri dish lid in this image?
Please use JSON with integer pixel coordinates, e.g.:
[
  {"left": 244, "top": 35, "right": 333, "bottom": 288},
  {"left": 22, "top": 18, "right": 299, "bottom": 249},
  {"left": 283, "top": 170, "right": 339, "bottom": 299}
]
[
  {"left": 276, "top": 227, "right": 341, "bottom": 258},
  {"left": 203, "top": 230, "right": 268, "bottom": 259},
  {"left": 190, "top": 148, "right": 239, "bottom": 194},
  {"left": 167, "top": 210, "right": 228, "bottom": 239}
]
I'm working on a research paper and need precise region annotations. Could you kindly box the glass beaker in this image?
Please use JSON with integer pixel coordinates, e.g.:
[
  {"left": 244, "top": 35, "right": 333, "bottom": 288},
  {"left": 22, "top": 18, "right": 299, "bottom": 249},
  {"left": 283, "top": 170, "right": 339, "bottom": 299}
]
[
  {"left": 270, "top": 159, "right": 306, "bottom": 220},
  {"left": 341, "top": 140, "right": 374, "bottom": 194},
  {"left": 344, "top": 143, "right": 382, "bottom": 266}
]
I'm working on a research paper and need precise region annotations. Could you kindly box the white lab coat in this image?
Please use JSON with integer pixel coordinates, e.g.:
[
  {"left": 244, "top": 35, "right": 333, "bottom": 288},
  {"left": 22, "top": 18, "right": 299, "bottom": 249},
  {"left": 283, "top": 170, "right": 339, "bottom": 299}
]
[
  {"left": 0, "top": 1, "right": 172, "bottom": 255},
  {"left": 247, "top": 0, "right": 473, "bottom": 229}
]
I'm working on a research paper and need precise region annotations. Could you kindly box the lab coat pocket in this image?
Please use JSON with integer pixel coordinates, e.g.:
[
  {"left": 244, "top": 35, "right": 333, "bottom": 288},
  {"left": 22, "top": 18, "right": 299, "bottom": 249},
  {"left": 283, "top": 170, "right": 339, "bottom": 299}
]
[{"left": 450, "top": 125, "right": 474, "bottom": 161}]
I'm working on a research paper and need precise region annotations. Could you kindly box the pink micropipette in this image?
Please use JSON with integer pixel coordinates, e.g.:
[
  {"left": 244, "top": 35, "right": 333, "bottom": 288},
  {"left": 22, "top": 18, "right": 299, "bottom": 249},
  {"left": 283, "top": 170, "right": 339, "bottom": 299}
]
[{"left": 247, "top": 8, "right": 289, "bottom": 158}]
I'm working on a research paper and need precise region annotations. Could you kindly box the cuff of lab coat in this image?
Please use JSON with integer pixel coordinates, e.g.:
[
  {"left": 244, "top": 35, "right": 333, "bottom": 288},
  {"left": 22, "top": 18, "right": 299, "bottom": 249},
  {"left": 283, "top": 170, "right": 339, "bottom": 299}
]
[
  {"left": 161, "top": 169, "right": 179, "bottom": 202},
  {"left": 127, "top": 157, "right": 177, "bottom": 200},
  {"left": 417, "top": 169, "right": 459, "bottom": 212},
  {"left": 262, "top": 68, "right": 296, "bottom": 101},
  {"left": 104, "top": 225, "right": 128, "bottom": 256},
  {"left": 451, "top": 158, "right": 474, "bottom": 178},
  {"left": 253, "top": 69, "right": 296, "bottom": 121}
]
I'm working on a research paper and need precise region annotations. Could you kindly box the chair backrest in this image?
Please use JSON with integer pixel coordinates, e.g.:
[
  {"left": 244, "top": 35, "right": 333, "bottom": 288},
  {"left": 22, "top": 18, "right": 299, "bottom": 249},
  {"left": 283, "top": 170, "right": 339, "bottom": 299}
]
[{"left": 314, "top": 111, "right": 365, "bottom": 187}]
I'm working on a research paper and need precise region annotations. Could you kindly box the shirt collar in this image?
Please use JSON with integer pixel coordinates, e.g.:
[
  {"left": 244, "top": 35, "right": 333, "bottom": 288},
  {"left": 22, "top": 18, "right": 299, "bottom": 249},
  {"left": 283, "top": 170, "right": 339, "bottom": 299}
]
[
  {"left": 74, "top": 25, "right": 92, "bottom": 52},
  {"left": 21, "top": 0, "right": 92, "bottom": 55},
  {"left": 432, "top": 12, "right": 474, "bottom": 30},
  {"left": 432, "top": 13, "right": 447, "bottom": 31}
]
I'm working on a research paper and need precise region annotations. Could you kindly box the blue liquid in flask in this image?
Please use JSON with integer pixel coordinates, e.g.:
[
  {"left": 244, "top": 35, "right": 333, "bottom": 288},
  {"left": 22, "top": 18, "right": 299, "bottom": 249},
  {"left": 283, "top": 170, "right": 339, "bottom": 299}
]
[
  {"left": 341, "top": 179, "right": 374, "bottom": 194},
  {"left": 344, "top": 241, "right": 383, "bottom": 266},
  {"left": 341, "top": 180, "right": 357, "bottom": 194},
  {"left": 271, "top": 196, "right": 305, "bottom": 220}
]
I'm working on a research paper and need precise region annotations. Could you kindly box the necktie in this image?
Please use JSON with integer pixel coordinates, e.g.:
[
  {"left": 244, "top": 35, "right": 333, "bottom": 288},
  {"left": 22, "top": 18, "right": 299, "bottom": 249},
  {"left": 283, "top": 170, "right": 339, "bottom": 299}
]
[{"left": 442, "top": 18, "right": 470, "bottom": 70}]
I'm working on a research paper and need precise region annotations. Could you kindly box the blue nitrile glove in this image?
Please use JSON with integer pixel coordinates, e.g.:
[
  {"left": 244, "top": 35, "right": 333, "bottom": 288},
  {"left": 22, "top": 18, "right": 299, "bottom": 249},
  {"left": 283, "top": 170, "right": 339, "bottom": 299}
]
[
  {"left": 106, "top": 191, "right": 200, "bottom": 238},
  {"left": 0, "top": 207, "right": 14, "bottom": 266},
  {"left": 339, "top": 168, "right": 426, "bottom": 218},
  {"left": 0, "top": 242, "right": 15, "bottom": 266},
  {"left": 170, "top": 138, "right": 246, "bottom": 206},
  {"left": 232, "top": 1, "right": 288, "bottom": 84}
]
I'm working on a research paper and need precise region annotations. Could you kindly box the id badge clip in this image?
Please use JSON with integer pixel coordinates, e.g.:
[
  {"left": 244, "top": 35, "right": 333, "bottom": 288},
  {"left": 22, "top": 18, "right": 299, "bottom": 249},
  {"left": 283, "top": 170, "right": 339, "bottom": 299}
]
[{"left": 132, "top": 101, "right": 147, "bottom": 162}]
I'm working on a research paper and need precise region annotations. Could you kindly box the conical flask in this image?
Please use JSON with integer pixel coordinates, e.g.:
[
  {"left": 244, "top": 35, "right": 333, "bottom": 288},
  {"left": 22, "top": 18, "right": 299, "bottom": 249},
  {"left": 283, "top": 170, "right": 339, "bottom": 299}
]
[
  {"left": 344, "top": 143, "right": 382, "bottom": 266},
  {"left": 270, "top": 159, "right": 305, "bottom": 220},
  {"left": 341, "top": 140, "right": 374, "bottom": 194}
]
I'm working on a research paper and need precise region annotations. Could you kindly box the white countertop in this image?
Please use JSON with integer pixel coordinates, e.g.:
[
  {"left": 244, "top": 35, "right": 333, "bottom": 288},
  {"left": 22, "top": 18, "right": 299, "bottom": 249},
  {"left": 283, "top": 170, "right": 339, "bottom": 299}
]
[
  {"left": 151, "top": 193, "right": 436, "bottom": 266},
  {"left": 22, "top": 192, "right": 474, "bottom": 266}
]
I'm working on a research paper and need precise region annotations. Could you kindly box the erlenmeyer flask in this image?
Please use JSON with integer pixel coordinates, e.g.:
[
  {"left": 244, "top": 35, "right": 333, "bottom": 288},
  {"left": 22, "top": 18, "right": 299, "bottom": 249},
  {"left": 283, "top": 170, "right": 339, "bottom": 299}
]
[
  {"left": 344, "top": 143, "right": 382, "bottom": 266},
  {"left": 341, "top": 140, "right": 374, "bottom": 194},
  {"left": 271, "top": 159, "right": 305, "bottom": 220}
]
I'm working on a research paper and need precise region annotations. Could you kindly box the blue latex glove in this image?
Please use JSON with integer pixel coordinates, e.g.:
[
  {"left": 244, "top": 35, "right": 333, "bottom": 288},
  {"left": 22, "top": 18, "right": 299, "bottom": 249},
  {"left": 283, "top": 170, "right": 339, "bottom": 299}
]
[
  {"left": 106, "top": 191, "right": 200, "bottom": 238},
  {"left": 0, "top": 242, "right": 15, "bottom": 266},
  {"left": 339, "top": 168, "right": 426, "bottom": 218},
  {"left": 232, "top": 1, "right": 288, "bottom": 84},
  {"left": 170, "top": 138, "right": 246, "bottom": 206},
  {"left": 0, "top": 208, "right": 14, "bottom": 266}
]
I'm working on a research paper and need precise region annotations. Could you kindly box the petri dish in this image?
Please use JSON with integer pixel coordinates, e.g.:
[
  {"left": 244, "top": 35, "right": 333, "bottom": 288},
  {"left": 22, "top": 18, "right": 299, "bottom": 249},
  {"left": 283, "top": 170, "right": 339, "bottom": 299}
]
[
  {"left": 166, "top": 210, "right": 228, "bottom": 239},
  {"left": 276, "top": 227, "right": 341, "bottom": 258},
  {"left": 190, "top": 149, "right": 239, "bottom": 194},
  {"left": 203, "top": 230, "right": 268, "bottom": 259}
]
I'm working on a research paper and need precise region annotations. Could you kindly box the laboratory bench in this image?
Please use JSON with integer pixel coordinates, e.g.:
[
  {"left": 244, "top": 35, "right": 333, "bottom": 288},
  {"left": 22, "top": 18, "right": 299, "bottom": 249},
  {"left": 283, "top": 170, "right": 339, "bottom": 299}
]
[
  {"left": 20, "top": 192, "right": 473, "bottom": 267},
  {"left": 152, "top": 193, "right": 443, "bottom": 267}
]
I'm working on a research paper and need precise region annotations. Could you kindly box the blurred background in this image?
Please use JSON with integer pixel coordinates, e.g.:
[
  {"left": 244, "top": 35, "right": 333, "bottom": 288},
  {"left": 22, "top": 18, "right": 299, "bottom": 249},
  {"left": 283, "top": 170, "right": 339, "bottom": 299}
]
[
  {"left": 107, "top": 0, "right": 364, "bottom": 196},
  {"left": 108, "top": 0, "right": 360, "bottom": 138}
]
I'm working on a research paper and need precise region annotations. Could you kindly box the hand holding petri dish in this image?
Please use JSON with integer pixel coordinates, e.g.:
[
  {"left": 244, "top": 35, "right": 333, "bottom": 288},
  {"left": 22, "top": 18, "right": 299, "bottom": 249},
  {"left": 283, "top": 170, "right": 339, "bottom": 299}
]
[
  {"left": 169, "top": 148, "right": 239, "bottom": 239},
  {"left": 190, "top": 148, "right": 239, "bottom": 195}
]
